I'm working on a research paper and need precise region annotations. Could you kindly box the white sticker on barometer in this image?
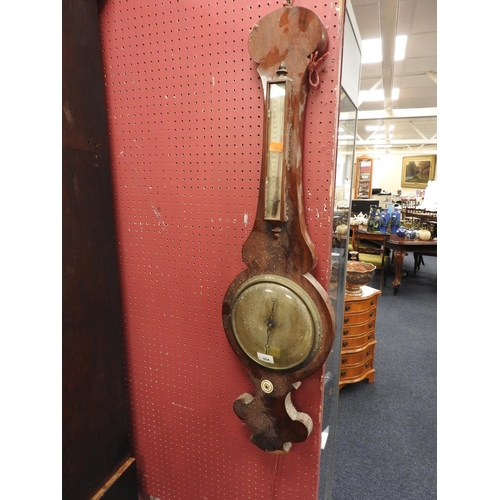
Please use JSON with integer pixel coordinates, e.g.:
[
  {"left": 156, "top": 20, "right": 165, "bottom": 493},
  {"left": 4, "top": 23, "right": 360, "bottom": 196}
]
[{"left": 257, "top": 352, "right": 275, "bottom": 364}]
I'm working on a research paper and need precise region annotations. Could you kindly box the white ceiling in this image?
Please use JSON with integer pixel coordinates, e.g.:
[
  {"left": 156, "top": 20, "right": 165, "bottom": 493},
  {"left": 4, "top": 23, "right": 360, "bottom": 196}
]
[{"left": 349, "top": 0, "right": 437, "bottom": 154}]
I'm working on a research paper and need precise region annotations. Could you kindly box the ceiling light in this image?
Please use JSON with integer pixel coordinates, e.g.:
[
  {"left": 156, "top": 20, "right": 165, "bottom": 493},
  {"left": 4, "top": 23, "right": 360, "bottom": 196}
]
[
  {"left": 359, "top": 88, "right": 400, "bottom": 102},
  {"left": 361, "top": 35, "right": 407, "bottom": 64},
  {"left": 394, "top": 36, "right": 407, "bottom": 60},
  {"left": 361, "top": 39, "right": 381, "bottom": 64}
]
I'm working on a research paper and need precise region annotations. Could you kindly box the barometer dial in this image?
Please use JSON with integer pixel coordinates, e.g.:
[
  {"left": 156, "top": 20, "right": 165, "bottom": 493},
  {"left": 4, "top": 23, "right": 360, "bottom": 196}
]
[{"left": 231, "top": 275, "right": 322, "bottom": 371}]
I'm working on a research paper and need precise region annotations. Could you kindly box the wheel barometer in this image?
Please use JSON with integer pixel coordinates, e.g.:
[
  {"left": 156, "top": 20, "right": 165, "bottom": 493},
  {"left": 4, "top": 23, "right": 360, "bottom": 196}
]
[{"left": 221, "top": 4, "right": 335, "bottom": 453}]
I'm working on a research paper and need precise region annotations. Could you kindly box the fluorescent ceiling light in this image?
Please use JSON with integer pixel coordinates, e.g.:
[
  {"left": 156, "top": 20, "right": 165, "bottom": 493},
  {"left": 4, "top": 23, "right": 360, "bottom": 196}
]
[
  {"left": 338, "top": 134, "right": 354, "bottom": 140},
  {"left": 362, "top": 35, "right": 407, "bottom": 64},
  {"left": 361, "top": 39, "right": 381, "bottom": 64},
  {"left": 394, "top": 36, "right": 408, "bottom": 60},
  {"left": 359, "top": 88, "right": 400, "bottom": 102}
]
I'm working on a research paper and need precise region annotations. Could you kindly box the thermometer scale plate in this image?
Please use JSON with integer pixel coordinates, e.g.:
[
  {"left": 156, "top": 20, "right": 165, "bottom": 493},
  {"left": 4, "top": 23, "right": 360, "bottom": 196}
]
[{"left": 265, "top": 80, "right": 288, "bottom": 222}]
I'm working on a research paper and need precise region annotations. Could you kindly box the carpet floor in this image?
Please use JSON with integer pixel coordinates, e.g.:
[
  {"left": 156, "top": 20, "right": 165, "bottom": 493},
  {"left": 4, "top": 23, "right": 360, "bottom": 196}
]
[{"left": 330, "top": 253, "right": 437, "bottom": 500}]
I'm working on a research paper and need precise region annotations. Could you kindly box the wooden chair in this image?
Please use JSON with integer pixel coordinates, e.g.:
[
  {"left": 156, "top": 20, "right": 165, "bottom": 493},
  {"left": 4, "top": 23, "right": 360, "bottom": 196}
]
[
  {"left": 351, "top": 228, "right": 391, "bottom": 291},
  {"left": 399, "top": 196, "right": 417, "bottom": 219},
  {"left": 413, "top": 250, "right": 437, "bottom": 274}
]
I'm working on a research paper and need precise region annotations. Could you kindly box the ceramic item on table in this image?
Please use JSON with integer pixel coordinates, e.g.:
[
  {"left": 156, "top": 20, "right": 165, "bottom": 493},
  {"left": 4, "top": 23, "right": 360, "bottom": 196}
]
[
  {"left": 351, "top": 213, "right": 367, "bottom": 226},
  {"left": 371, "top": 206, "right": 381, "bottom": 231},
  {"left": 367, "top": 205, "right": 378, "bottom": 229},
  {"left": 390, "top": 210, "right": 401, "bottom": 234},
  {"left": 379, "top": 208, "right": 390, "bottom": 233},
  {"left": 396, "top": 227, "right": 407, "bottom": 238},
  {"left": 405, "top": 229, "right": 418, "bottom": 240},
  {"left": 417, "top": 229, "right": 431, "bottom": 241}
]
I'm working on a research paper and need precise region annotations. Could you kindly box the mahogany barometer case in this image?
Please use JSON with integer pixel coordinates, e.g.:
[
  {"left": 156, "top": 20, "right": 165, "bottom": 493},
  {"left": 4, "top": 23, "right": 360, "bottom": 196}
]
[{"left": 222, "top": 5, "right": 336, "bottom": 454}]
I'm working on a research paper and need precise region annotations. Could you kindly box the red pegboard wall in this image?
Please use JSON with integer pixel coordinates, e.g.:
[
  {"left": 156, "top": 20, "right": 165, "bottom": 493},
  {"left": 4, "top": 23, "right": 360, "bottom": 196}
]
[{"left": 99, "top": 1, "right": 345, "bottom": 499}]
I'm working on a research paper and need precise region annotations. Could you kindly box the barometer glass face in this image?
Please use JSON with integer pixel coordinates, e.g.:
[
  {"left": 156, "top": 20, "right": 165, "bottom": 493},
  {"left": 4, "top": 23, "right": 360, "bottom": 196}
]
[
  {"left": 265, "top": 81, "right": 286, "bottom": 221},
  {"left": 231, "top": 275, "right": 321, "bottom": 370}
]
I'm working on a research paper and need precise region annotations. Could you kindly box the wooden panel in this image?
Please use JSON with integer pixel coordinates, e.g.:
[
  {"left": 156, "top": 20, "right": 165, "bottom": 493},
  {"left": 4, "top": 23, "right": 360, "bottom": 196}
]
[{"left": 62, "top": 0, "right": 137, "bottom": 498}]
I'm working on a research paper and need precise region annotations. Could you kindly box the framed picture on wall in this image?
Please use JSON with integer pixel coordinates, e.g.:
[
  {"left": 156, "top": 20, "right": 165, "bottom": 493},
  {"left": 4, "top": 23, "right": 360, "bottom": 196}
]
[{"left": 401, "top": 155, "right": 436, "bottom": 188}]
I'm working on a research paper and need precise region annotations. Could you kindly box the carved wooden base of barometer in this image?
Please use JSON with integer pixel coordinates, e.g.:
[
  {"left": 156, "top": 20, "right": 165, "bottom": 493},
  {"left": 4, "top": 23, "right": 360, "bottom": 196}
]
[{"left": 234, "top": 373, "right": 312, "bottom": 453}]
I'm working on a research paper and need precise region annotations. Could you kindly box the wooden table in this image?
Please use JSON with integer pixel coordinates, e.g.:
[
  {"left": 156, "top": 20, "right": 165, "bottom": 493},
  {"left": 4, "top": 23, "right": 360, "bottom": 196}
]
[
  {"left": 352, "top": 225, "right": 437, "bottom": 295},
  {"left": 385, "top": 235, "right": 437, "bottom": 295}
]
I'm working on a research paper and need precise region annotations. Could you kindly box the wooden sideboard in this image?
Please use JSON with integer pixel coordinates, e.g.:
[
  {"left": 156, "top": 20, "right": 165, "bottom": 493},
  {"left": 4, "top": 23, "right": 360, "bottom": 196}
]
[{"left": 339, "top": 286, "right": 381, "bottom": 389}]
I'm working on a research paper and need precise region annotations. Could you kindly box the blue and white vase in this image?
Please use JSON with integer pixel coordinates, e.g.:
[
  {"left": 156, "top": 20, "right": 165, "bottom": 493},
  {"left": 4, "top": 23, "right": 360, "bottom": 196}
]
[
  {"left": 396, "top": 226, "right": 407, "bottom": 238},
  {"left": 379, "top": 208, "right": 390, "bottom": 233},
  {"left": 405, "top": 229, "right": 418, "bottom": 240}
]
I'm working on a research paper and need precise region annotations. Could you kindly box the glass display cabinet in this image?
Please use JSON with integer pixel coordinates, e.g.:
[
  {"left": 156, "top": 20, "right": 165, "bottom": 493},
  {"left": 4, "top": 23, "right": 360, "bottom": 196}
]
[
  {"left": 318, "top": 1, "right": 361, "bottom": 497},
  {"left": 318, "top": 87, "right": 358, "bottom": 499},
  {"left": 353, "top": 155, "right": 374, "bottom": 199}
]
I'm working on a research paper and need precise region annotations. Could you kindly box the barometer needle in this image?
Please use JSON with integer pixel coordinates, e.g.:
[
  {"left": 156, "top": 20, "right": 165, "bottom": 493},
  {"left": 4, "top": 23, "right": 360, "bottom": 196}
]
[{"left": 264, "top": 298, "right": 278, "bottom": 354}]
